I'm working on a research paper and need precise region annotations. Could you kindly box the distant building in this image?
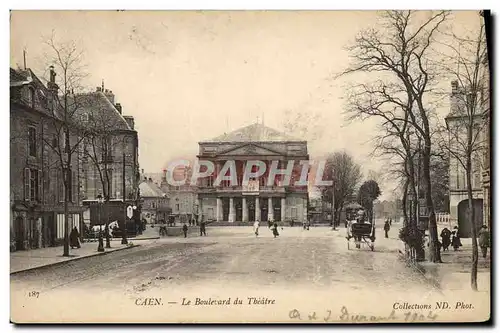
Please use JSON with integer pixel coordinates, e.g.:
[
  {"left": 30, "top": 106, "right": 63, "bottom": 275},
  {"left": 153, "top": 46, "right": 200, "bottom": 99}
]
[
  {"left": 196, "top": 123, "right": 309, "bottom": 224},
  {"left": 139, "top": 178, "right": 170, "bottom": 224},
  {"left": 160, "top": 166, "right": 198, "bottom": 224}
]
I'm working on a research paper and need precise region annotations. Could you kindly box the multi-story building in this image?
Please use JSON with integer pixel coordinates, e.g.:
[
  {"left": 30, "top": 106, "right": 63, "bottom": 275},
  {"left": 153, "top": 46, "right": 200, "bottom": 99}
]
[
  {"left": 196, "top": 123, "right": 309, "bottom": 225},
  {"left": 79, "top": 85, "right": 141, "bottom": 227},
  {"left": 445, "top": 79, "right": 488, "bottom": 238},
  {"left": 481, "top": 52, "right": 491, "bottom": 230},
  {"left": 10, "top": 67, "right": 84, "bottom": 250}
]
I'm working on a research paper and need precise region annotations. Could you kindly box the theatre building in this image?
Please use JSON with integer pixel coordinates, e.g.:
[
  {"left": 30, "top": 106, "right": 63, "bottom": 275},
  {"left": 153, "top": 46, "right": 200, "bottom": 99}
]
[{"left": 196, "top": 123, "right": 309, "bottom": 225}]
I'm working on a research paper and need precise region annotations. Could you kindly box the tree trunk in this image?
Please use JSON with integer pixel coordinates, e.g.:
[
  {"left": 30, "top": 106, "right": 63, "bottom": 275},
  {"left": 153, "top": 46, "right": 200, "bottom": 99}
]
[
  {"left": 422, "top": 140, "right": 441, "bottom": 263},
  {"left": 402, "top": 178, "right": 409, "bottom": 227},
  {"left": 63, "top": 128, "right": 71, "bottom": 257},
  {"left": 63, "top": 191, "right": 70, "bottom": 256},
  {"left": 466, "top": 153, "right": 478, "bottom": 291}
]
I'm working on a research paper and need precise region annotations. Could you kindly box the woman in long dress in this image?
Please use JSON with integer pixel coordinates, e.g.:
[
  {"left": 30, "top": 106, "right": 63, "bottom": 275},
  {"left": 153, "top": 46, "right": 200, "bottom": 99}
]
[
  {"left": 70, "top": 227, "right": 81, "bottom": 249},
  {"left": 451, "top": 226, "right": 462, "bottom": 251}
]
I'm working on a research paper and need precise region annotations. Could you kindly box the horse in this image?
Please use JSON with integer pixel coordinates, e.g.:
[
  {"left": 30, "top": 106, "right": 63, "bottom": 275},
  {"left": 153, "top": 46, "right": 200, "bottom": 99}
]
[{"left": 89, "top": 221, "right": 119, "bottom": 240}]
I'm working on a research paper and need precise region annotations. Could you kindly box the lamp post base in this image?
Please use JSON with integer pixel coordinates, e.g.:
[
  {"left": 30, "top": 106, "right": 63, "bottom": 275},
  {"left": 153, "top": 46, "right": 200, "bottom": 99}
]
[
  {"left": 121, "top": 237, "right": 128, "bottom": 245},
  {"left": 97, "top": 236, "right": 105, "bottom": 252}
]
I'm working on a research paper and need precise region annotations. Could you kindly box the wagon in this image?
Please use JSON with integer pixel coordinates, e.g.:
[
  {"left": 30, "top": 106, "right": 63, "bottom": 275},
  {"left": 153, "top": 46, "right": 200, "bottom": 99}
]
[{"left": 346, "top": 208, "right": 375, "bottom": 251}]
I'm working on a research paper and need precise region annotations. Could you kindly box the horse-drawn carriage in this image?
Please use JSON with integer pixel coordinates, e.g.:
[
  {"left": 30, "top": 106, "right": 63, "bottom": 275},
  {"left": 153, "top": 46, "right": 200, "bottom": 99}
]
[{"left": 345, "top": 205, "right": 375, "bottom": 251}]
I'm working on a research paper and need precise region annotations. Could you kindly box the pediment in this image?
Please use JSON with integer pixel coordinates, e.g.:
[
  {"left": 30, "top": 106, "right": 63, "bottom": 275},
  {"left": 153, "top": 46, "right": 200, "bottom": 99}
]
[{"left": 219, "top": 144, "right": 283, "bottom": 156}]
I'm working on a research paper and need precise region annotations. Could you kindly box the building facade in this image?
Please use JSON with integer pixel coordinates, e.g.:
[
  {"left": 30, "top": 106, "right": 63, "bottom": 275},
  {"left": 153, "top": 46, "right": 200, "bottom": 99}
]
[
  {"left": 196, "top": 123, "right": 309, "bottom": 225},
  {"left": 79, "top": 85, "right": 141, "bottom": 228},
  {"left": 139, "top": 178, "right": 170, "bottom": 224},
  {"left": 10, "top": 67, "right": 84, "bottom": 250},
  {"left": 160, "top": 166, "right": 199, "bottom": 224},
  {"left": 446, "top": 79, "right": 488, "bottom": 238}
]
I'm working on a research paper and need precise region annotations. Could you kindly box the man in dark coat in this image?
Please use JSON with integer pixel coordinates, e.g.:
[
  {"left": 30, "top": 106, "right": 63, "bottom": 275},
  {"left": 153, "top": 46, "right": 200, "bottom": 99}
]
[
  {"left": 384, "top": 220, "right": 391, "bottom": 238},
  {"left": 70, "top": 227, "right": 81, "bottom": 249},
  {"left": 182, "top": 223, "right": 188, "bottom": 238},
  {"left": 478, "top": 225, "right": 490, "bottom": 258},
  {"left": 200, "top": 221, "right": 207, "bottom": 236},
  {"left": 440, "top": 227, "right": 452, "bottom": 251},
  {"left": 272, "top": 222, "right": 280, "bottom": 238}
]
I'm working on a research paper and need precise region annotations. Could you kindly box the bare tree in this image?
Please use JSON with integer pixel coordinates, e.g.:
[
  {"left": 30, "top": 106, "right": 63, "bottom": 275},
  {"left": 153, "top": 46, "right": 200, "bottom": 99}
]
[
  {"left": 320, "top": 151, "right": 362, "bottom": 226},
  {"left": 41, "top": 32, "right": 89, "bottom": 257},
  {"left": 438, "top": 17, "right": 489, "bottom": 290},
  {"left": 340, "top": 10, "right": 450, "bottom": 263},
  {"left": 80, "top": 92, "right": 128, "bottom": 248}
]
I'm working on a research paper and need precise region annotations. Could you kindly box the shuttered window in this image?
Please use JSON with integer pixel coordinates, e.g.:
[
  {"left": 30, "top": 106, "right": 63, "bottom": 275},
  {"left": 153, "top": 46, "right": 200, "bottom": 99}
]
[
  {"left": 24, "top": 168, "right": 42, "bottom": 202},
  {"left": 24, "top": 168, "right": 30, "bottom": 201},
  {"left": 28, "top": 126, "right": 37, "bottom": 157}
]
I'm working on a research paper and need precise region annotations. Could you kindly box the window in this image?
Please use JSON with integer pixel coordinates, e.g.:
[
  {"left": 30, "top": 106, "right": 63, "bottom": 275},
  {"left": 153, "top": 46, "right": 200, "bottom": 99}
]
[
  {"left": 52, "top": 134, "right": 58, "bottom": 149},
  {"left": 28, "top": 126, "right": 37, "bottom": 157},
  {"left": 175, "top": 204, "right": 180, "bottom": 211},
  {"left": 24, "top": 168, "right": 41, "bottom": 202},
  {"left": 27, "top": 87, "right": 35, "bottom": 108},
  {"left": 291, "top": 207, "right": 298, "bottom": 219}
]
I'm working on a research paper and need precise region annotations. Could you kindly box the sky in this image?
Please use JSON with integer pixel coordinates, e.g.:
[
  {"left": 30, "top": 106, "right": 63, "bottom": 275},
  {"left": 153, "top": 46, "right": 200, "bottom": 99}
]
[{"left": 10, "top": 10, "right": 482, "bottom": 201}]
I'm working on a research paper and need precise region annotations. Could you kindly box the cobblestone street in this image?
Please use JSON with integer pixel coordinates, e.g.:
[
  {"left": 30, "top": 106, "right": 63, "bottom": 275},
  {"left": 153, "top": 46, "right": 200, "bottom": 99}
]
[{"left": 11, "top": 224, "right": 490, "bottom": 323}]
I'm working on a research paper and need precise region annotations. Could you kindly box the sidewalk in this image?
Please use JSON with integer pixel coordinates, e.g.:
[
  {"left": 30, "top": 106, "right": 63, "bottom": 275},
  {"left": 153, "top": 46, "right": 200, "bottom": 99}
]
[
  {"left": 10, "top": 238, "right": 156, "bottom": 274},
  {"left": 376, "top": 222, "right": 490, "bottom": 292},
  {"left": 417, "top": 241, "right": 491, "bottom": 292}
]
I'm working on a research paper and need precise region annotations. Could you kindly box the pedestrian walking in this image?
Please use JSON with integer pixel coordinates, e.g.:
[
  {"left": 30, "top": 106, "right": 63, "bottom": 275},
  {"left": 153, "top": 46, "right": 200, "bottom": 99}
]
[
  {"left": 451, "top": 226, "right": 462, "bottom": 251},
  {"left": 182, "top": 223, "right": 188, "bottom": 238},
  {"left": 253, "top": 220, "right": 260, "bottom": 237},
  {"left": 478, "top": 225, "right": 490, "bottom": 258},
  {"left": 200, "top": 221, "right": 207, "bottom": 236},
  {"left": 384, "top": 220, "right": 391, "bottom": 238},
  {"left": 70, "top": 227, "right": 81, "bottom": 249},
  {"left": 440, "top": 227, "right": 452, "bottom": 251},
  {"left": 272, "top": 222, "right": 280, "bottom": 238}
]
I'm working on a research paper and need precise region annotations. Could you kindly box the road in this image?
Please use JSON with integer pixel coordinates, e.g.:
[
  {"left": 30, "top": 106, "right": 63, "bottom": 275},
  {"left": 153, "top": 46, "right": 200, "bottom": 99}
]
[{"left": 11, "top": 224, "right": 489, "bottom": 323}]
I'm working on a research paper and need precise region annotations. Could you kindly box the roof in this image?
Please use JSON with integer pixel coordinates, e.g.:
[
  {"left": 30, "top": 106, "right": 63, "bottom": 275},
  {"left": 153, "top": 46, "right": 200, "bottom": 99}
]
[
  {"left": 72, "top": 92, "right": 132, "bottom": 131},
  {"left": 201, "top": 123, "right": 303, "bottom": 143},
  {"left": 10, "top": 68, "right": 32, "bottom": 86},
  {"left": 139, "top": 181, "right": 166, "bottom": 198}
]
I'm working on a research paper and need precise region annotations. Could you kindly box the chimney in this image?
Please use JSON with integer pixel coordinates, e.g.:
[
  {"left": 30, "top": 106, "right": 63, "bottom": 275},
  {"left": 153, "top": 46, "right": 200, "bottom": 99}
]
[
  {"left": 96, "top": 86, "right": 102, "bottom": 92},
  {"left": 115, "top": 103, "right": 122, "bottom": 114},
  {"left": 123, "top": 115, "right": 135, "bottom": 130},
  {"left": 451, "top": 80, "right": 459, "bottom": 95},
  {"left": 47, "top": 65, "right": 58, "bottom": 92},
  {"left": 148, "top": 177, "right": 153, "bottom": 183},
  {"left": 104, "top": 88, "right": 115, "bottom": 104}
]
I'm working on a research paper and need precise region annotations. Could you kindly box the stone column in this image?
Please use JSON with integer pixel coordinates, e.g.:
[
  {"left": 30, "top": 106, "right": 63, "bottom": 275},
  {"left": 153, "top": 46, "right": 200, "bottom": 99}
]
[
  {"left": 197, "top": 198, "right": 202, "bottom": 223},
  {"left": 229, "top": 197, "right": 235, "bottom": 223},
  {"left": 268, "top": 197, "right": 274, "bottom": 221},
  {"left": 281, "top": 197, "right": 286, "bottom": 222},
  {"left": 216, "top": 198, "right": 222, "bottom": 222},
  {"left": 255, "top": 197, "right": 261, "bottom": 221},
  {"left": 242, "top": 197, "right": 248, "bottom": 222}
]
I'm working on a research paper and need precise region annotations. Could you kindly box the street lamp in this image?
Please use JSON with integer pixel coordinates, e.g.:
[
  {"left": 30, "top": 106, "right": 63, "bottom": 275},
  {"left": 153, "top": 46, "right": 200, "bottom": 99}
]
[
  {"left": 97, "top": 194, "right": 105, "bottom": 252},
  {"left": 122, "top": 151, "right": 129, "bottom": 245}
]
